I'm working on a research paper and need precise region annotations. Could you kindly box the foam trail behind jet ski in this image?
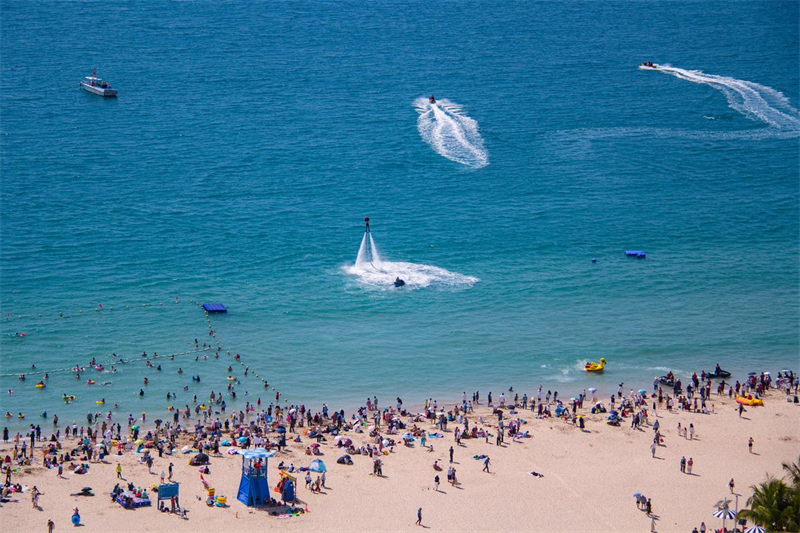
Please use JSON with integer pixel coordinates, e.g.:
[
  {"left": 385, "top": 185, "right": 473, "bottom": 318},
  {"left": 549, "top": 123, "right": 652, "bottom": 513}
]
[
  {"left": 415, "top": 97, "right": 489, "bottom": 168},
  {"left": 347, "top": 232, "right": 478, "bottom": 290},
  {"left": 650, "top": 65, "right": 800, "bottom": 131}
]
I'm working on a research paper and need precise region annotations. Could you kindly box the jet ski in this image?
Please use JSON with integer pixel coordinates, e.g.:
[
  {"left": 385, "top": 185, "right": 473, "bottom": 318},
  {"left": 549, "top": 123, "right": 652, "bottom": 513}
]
[
  {"left": 707, "top": 368, "right": 731, "bottom": 379},
  {"left": 428, "top": 95, "right": 436, "bottom": 104},
  {"left": 394, "top": 277, "right": 406, "bottom": 287},
  {"left": 658, "top": 376, "right": 675, "bottom": 388},
  {"left": 639, "top": 61, "right": 657, "bottom": 69}
]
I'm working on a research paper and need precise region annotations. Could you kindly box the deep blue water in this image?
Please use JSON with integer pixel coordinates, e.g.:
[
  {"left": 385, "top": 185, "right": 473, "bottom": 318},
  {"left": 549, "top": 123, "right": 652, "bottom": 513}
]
[{"left": 1, "top": 1, "right": 798, "bottom": 429}]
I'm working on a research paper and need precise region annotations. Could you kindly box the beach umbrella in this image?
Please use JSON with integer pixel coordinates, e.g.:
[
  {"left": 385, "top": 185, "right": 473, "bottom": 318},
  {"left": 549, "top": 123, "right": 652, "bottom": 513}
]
[
  {"left": 310, "top": 443, "right": 320, "bottom": 448},
  {"left": 134, "top": 439, "right": 144, "bottom": 445},
  {"left": 276, "top": 426, "right": 286, "bottom": 434},
  {"left": 427, "top": 433, "right": 442, "bottom": 439},
  {"left": 638, "top": 389, "right": 647, "bottom": 394},
  {"left": 131, "top": 425, "right": 140, "bottom": 430},
  {"left": 713, "top": 509, "right": 737, "bottom": 530},
  {"left": 633, "top": 492, "right": 642, "bottom": 498},
  {"left": 237, "top": 436, "right": 248, "bottom": 443},
  {"left": 713, "top": 509, "right": 737, "bottom": 519},
  {"left": 570, "top": 397, "right": 578, "bottom": 402},
  {"left": 744, "top": 526, "right": 765, "bottom": 533},
  {"left": 309, "top": 459, "right": 326, "bottom": 473},
  {"left": 588, "top": 388, "right": 597, "bottom": 393}
]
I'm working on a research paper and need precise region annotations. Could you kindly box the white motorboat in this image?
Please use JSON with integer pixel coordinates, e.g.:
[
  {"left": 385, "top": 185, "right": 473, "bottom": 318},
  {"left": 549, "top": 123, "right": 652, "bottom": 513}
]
[{"left": 80, "top": 72, "right": 117, "bottom": 97}]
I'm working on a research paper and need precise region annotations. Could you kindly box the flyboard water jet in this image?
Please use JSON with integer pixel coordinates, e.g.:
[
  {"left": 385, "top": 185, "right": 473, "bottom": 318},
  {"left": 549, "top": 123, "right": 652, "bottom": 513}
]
[
  {"left": 346, "top": 217, "right": 478, "bottom": 290},
  {"left": 357, "top": 217, "right": 403, "bottom": 286}
]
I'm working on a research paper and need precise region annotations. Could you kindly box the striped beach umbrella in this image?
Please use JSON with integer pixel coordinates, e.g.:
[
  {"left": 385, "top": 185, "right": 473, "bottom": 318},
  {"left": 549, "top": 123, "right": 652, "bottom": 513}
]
[
  {"left": 714, "top": 508, "right": 737, "bottom": 530},
  {"left": 744, "top": 526, "right": 765, "bottom": 533}
]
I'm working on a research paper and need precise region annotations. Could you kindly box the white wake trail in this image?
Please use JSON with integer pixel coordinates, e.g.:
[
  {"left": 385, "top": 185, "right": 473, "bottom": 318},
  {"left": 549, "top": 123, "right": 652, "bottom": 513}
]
[
  {"left": 647, "top": 65, "right": 800, "bottom": 131},
  {"left": 415, "top": 97, "right": 489, "bottom": 168},
  {"left": 346, "top": 231, "right": 478, "bottom": 290}
]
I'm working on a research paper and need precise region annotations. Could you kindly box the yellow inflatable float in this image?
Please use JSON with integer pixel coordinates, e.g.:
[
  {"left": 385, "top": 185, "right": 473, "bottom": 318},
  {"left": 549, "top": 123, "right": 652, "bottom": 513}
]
[
  {"left": 584, "top": 357, "right": 607, "bottom": 372},
  {"left": 35, "top": 382, "right": 46, "bottom": 389},
  {"left": 736, "top": 394, "right": 763, "bottom": 406}
]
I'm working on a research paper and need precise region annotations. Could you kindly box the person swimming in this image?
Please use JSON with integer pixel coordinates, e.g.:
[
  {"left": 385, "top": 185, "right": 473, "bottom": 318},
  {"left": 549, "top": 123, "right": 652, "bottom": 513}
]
[{"left": 429, "top": 95, "right": 436, "bottom": 104}]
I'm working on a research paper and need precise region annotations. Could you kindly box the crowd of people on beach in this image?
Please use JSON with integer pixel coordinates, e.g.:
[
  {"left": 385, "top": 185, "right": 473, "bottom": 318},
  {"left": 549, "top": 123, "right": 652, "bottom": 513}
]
[{"left": 2, "top": 357, "right": 797, "bottom": 533}]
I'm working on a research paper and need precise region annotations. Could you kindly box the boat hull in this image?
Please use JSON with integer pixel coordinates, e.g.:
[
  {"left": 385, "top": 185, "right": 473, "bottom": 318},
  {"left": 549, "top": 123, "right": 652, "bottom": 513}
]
[{"left": 80, "top": 82, "right": 117, "bottom": 97}]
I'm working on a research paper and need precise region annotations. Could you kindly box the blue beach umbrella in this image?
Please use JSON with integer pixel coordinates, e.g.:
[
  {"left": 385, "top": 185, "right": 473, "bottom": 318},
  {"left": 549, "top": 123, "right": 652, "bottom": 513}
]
[
  {"left": 638, "top": 389, "right": 647, "bottom": 394},
  {"left": 744, "top": 526, "right": 765, "bottom": 533}
]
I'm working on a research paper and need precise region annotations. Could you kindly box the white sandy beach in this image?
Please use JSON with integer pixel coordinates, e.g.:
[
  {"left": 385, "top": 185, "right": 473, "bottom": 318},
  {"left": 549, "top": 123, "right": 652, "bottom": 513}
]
[{"left": 1, "top": 388, "right": 797, "bottom": 533}]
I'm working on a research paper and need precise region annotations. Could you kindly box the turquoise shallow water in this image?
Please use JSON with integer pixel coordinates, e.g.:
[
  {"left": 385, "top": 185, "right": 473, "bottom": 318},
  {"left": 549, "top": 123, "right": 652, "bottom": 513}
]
[{"left": 1, "top": 1, "right": 798, "bottom": 430}]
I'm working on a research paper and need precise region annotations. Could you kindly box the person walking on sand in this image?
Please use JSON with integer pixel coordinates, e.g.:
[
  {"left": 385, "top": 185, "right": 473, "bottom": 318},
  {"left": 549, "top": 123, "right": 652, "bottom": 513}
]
[
  {"left": 483, "top": 456, "right": 491, "bottom": 473},
  {"left": 689, "top": 423, "right": 694, "bottom": 440},
  {"left": 47, "top": 519, "right": 55, "bottom": 533},
  {"left": 168, "top": 463, "right": 173, "bottom": 481},
  {"left": 650, "top": 442, "right": 656, "bottom": 458},
  {"left": 748, "top": 437, "right": 754, "bottom": 453},
  {"left": 449, "top": 446, "right": 454, "bottom": 463},
  {"left": 116, "top": 463, "right": 122, "bottom": 479},
  {"left": 729, "top": 478, "right": 735, "bottom": 493},
  {"left": 434, "top": 474, "right": 440, "bottom": 492},
  {"left": 680, "top": 456, "right": 686, "bottom": 473},
  {"left": 687, "top": 457, "right": 693, "bottom": 474},
  {"left": 31, "top": 486, "right": 42, "bottom": 509},
  {"left": 416, "top": 507, "right": 423, "bottom": 526}
]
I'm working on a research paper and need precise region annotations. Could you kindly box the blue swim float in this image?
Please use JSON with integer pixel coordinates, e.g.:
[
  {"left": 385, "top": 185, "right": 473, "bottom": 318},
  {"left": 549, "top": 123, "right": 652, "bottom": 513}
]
[
  {"left": 265, "top": 415, "right": 273, "bottom": 423},
  {"left": 71, "top": 513, "right": 81, "bottom": 526},
  {"left": 625, "top": 250, "right": 647, "bottom": 259}
]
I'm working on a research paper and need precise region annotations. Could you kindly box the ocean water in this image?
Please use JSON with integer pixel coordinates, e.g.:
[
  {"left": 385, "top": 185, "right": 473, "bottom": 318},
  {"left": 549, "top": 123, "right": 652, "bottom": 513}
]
[{"left": 1, "top": 1, "right": 798, "bottom": 429}]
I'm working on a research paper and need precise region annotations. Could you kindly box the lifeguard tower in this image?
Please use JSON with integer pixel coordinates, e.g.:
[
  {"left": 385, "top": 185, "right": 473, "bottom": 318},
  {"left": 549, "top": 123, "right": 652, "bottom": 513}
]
[{"left": 237, "top": 448, "right": 273, "bottom": 507}]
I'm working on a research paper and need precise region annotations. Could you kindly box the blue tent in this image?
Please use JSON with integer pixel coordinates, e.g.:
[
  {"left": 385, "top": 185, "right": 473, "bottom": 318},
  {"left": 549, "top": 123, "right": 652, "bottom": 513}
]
[
  {"left": 309, "top": 459, "right": 327, "bottom": 473},
  {"left": 236, "top": 448, "right": 274, "bottom": 507}
]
